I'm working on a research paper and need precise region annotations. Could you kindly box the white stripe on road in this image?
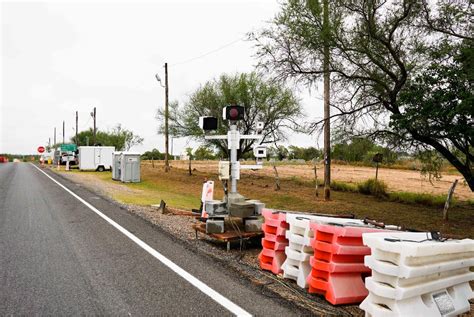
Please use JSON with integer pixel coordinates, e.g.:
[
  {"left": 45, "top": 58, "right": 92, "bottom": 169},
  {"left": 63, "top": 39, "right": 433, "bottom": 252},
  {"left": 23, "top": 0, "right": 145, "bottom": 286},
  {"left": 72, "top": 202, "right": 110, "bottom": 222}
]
[{"left": 31, "top": 164, "right": 251, "bottom": 317}]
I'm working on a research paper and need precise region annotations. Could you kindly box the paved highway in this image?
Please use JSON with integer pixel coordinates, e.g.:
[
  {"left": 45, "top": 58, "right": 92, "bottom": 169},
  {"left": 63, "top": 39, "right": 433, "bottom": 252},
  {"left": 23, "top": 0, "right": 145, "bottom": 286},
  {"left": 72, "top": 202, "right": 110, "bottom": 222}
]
[{"left": 0, "top": 163, "right": 298, "bottom": 316}]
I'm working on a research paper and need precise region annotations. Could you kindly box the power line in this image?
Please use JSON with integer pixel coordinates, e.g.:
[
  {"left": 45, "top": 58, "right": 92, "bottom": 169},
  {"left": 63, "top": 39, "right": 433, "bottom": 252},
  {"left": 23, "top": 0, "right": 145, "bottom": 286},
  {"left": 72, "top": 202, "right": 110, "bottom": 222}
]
[{"left": 170, "top": 38, "right": 243, "bottom": 67}]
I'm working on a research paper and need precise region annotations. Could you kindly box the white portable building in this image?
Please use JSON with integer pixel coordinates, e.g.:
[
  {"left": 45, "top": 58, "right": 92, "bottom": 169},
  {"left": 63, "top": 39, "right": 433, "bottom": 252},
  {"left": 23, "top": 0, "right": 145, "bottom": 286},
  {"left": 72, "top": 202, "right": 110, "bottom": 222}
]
[
  {"left": 78, "top": 146, "right": 115, "bottom": 171},
  {"left": 112, "top": 152, "right": 122, "bottom": 180},
  {"left": 120, "top": 152, "right": 141, "bottom": 183}
]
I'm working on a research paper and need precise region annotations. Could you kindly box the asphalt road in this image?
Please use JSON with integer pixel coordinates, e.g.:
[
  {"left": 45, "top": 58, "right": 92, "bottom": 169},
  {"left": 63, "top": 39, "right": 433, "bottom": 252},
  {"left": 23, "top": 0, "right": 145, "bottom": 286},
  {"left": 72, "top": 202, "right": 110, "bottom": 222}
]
[{"left": 0, "top": 163, "right": 298, "bottom": 316}]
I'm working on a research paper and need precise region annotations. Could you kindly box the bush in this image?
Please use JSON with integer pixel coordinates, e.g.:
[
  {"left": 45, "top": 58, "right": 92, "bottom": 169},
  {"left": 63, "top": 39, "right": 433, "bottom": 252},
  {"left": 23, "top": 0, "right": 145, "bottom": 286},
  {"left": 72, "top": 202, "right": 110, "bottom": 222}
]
[{"left": 357, "top": 179, "right": 388, "bottom": 198}]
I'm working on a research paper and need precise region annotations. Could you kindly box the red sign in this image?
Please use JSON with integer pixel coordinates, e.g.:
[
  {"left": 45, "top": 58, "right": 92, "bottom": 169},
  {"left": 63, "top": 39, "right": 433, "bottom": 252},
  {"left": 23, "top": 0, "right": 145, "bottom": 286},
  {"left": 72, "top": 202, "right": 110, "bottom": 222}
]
[{"left": 37, "top": 146, "right": 45, "bottom": 153}]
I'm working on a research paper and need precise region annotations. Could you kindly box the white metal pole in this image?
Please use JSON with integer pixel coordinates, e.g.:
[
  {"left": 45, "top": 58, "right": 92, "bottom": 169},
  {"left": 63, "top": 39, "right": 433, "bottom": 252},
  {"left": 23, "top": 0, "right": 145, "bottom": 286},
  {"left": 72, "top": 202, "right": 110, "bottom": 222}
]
[{"left": 229, "top": 124, "right": 239, "bottom": 194}]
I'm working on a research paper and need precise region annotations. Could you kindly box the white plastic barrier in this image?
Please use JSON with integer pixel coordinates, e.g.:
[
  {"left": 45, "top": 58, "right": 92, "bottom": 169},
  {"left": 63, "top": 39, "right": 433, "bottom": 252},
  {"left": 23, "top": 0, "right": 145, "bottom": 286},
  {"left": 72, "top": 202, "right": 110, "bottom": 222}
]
[
  {"left": 281, "top": 213, "right": 366, "bottom": 288},
  {"left": 360, "top": 232, "right": 474, "bottom": 317}
]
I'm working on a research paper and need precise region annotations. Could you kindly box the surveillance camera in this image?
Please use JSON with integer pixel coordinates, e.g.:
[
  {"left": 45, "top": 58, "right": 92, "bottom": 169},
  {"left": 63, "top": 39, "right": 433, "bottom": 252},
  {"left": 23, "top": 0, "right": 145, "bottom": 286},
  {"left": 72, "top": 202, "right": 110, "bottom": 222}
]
[
  {"left": 199, "top": 116, "right": 218, "bottom": 131},
  {"left": 253, "top": 145, "right": 267, "bottom": 159}
]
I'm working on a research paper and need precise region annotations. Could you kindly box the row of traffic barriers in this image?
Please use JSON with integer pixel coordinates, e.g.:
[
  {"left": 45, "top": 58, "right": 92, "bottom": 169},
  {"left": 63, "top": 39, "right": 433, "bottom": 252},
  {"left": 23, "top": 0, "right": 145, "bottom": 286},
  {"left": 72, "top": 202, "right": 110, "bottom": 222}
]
[
  {"left": 258, "top": 209, "right": 289, "bottom": 274},
  {"left": 361, "top": 232, "right": 474, "bottom": 317},
  {"left": 307, "top": 222, "right": 387, "bottom": 305},
  {"left": 258, "top": 210, "right": 474, "bottom": 316}
]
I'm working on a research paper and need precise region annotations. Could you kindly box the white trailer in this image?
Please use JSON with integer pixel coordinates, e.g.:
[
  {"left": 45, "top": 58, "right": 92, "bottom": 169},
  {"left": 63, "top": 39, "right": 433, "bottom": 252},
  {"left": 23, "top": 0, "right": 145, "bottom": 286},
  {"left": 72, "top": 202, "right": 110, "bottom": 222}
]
[{"left": 78, "top": 146, "right": 115, "bottom": 171}]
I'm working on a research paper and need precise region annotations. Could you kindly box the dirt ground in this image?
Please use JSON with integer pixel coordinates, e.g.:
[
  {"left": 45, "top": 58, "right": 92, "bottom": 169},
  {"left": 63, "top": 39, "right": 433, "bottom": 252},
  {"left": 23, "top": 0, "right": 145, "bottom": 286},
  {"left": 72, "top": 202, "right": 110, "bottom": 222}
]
[{"left": 148, "top": 160, "right": 473, "bottom": 201}]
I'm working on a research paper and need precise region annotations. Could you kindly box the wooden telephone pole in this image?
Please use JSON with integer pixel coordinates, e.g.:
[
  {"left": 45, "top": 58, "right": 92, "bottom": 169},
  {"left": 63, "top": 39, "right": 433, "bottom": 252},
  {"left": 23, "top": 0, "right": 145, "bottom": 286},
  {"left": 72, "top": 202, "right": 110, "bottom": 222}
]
[
  {"left": 92, "top": 107, "right": 96, "bottom": 145},
  {"left": 75, "top": 111, "right": 78, "bottom": 146},
  {"left": 164, "top": 63, "right": 170, "bottom": 172},
  {"left": 323, "top": 0, "right": 331, "bottom": 201},
  {"left": 62, "top": 121, "right": 65, "bottom": 144}
]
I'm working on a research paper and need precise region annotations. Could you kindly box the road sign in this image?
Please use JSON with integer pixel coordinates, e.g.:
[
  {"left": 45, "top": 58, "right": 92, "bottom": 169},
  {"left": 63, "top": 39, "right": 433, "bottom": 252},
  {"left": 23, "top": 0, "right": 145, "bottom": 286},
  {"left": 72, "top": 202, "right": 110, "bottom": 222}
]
[
  {"left": 37, "top": 146, "right": 45, "bottom": 153},
  {"left": 60, "top": 144, "right": 77, "bottom": 152}
]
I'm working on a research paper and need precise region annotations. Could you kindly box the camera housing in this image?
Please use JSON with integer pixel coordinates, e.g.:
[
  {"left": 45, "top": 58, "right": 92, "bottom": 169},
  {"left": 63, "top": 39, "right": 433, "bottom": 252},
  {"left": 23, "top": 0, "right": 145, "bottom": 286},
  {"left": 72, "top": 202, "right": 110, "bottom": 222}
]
[
  {"left": 253, "top": 145, "right": 267, "bottom": 159},
  {"left": 199, "top": 116, "right": 218, "bottom": 131}
]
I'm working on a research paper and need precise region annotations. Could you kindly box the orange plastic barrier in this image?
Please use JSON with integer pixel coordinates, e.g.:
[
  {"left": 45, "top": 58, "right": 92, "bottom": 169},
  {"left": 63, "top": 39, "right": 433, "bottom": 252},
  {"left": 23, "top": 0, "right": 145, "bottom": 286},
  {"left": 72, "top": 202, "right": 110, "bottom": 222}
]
[
  {"left": 307, "top": 223, "right": 386, "bottom": 305},
  {"left": 258, "top": 209, "right": 289, "bottom": 274}
]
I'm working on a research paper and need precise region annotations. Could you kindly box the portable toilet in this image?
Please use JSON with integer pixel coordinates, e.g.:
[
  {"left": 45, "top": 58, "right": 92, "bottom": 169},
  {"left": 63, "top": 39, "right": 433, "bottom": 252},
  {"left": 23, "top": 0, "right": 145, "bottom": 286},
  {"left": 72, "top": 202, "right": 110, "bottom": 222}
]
[
  {"left": 112, "top": 152, "right": 122, "bottom": 180},
  {"left": 120, "top": 152, "right": 141, "bottom": 183}
]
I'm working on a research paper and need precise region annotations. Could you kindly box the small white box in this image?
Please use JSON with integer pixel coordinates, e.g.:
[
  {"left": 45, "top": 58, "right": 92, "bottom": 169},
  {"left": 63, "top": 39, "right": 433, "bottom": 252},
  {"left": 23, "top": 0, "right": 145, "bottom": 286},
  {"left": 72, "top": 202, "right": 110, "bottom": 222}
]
[{"left": 218, "top": 161, "right": 230, "bottom": 180}]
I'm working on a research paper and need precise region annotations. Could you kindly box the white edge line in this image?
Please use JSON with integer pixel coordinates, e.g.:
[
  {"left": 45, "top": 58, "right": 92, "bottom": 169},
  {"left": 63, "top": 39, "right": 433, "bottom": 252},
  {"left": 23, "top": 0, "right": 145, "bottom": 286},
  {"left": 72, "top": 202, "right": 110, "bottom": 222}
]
[{"left": 30, "top": 164, "right": 251, "bottom": 317}]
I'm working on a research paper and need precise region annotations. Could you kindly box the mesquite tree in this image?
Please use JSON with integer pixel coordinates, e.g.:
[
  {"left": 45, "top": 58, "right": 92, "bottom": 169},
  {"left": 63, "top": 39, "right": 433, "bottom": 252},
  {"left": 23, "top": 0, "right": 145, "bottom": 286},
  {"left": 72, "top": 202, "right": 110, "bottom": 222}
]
[
  {"left": 157, "top": 72, "right": 303, "bottom": 159},
  {"left": 253, "top": 0, "right": 473, "bottom": 190}
]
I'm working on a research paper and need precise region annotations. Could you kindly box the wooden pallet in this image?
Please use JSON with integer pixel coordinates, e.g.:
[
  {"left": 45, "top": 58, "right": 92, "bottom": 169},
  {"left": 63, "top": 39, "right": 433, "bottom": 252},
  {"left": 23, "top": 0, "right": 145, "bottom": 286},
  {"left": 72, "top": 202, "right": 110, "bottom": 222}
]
[{"left": 192, "top": 223, "right": 263, "bottom": 251}]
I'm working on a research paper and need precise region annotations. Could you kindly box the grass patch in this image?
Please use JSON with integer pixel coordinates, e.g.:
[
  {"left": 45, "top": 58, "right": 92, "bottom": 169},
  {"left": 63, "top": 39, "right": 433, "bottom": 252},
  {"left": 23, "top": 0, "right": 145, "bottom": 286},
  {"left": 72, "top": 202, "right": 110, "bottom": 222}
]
[
  {"left": 388, "top": 192, "right": 448, "bottom": 207},
  {"left": 330, "top": 180, "right": 358, "bottom": 192},
  {"left": 329, "top": 178, "right": 451, "bottom": 207}
]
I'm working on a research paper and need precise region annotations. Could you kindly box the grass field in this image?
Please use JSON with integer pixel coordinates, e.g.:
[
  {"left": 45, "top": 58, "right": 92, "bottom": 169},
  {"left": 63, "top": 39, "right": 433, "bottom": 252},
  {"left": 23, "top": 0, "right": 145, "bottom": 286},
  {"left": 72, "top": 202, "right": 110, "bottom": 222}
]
[
  {"left": 142, "top": 160, "right": 473, "bottom": 201},
  {"left": 56, "top": 163, "right": 474, "bottom": 238}
]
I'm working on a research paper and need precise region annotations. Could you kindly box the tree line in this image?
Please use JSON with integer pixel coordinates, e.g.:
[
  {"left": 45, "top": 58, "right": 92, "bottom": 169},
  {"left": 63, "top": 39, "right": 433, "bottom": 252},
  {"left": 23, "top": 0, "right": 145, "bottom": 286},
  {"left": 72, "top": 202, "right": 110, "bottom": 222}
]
[{"left": 61, "top": 124, "right": 144, "bottom": 152}]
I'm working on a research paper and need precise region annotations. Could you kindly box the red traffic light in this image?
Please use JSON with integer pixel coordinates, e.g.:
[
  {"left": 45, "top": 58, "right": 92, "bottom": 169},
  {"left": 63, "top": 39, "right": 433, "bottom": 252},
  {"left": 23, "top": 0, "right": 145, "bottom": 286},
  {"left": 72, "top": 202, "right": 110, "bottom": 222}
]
[
  {"left": 229, "top": 108, "right": 239, "bottom": 119},
  {"left": 223, "top": 105, "right": 245, "bottom": 121},
  {"left": 37, "top": 146, "right": 45, "bottom": 153}
]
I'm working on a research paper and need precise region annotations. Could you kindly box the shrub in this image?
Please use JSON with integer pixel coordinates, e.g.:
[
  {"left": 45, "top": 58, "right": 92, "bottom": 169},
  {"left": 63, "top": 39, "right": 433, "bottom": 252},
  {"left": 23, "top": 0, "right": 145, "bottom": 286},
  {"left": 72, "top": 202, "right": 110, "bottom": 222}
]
[{"left": 357, "top": 179, "right": 388, "bottom": 198}]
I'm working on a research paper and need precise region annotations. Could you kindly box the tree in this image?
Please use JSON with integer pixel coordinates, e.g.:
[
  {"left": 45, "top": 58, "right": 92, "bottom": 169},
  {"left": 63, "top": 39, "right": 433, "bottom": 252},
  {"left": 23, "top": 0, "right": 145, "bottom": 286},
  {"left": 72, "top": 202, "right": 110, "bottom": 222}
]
[
  {"left": 288, "top": 146, "right": 322, "bottom": 161},
  {"left": 72, "top": 124, "right": 143, "bottom": 151},
  {"left": 253, "top": 0, "right": 473, "bottom": 191},
  {"left": 141, "top": 148, "right": 164, "bottom": 160},
  {"left": 193, "top": 146, "right": 216, "bottom": 160},
  {"left": 157, "top": 72, "right": 303, "bottom": 159}
]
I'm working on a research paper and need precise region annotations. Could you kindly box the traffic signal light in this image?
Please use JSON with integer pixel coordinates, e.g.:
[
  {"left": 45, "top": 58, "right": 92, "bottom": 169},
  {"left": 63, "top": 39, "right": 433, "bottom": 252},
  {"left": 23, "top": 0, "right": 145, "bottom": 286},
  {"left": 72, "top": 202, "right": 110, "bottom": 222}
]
[{"left": 223, "top": 105, "right": 245, "bottom": 121}]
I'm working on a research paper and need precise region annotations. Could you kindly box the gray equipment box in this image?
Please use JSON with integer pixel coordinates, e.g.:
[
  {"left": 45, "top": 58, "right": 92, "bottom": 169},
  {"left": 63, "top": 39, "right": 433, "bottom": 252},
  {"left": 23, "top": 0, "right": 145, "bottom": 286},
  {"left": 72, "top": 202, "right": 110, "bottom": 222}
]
[
  {"left": 112, "top": 152, "right": 122, "bottom": 180},
  {"left": 120, "top": 152, "right": 141, "bottom": 183}
]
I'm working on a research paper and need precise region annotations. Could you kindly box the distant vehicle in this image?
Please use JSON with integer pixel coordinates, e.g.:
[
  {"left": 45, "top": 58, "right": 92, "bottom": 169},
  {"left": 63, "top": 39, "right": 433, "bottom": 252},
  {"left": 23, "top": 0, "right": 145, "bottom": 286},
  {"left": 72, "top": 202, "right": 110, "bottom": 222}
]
[
  {"left": 60, "top": 153, "right": 77, "bottom": 165},
  {"left": 0, "top": 156, "right": 8, "bottom": 163},
  {"left": 78, "top": 146, "right": 115, "bottom": 171}
]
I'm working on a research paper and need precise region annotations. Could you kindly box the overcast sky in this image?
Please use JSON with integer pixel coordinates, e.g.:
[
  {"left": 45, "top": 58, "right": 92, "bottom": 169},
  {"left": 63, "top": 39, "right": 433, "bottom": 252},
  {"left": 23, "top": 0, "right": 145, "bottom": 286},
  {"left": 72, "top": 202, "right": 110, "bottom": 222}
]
[{"left": 1, "top": 0, "right": 324, "bottom": 155}]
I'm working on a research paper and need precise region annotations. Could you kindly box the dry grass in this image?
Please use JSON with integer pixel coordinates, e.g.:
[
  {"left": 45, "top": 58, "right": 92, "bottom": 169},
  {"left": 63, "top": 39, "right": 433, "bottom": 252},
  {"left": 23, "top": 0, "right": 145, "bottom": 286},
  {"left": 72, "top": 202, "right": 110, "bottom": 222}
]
[{"left": 144, "top": 160, "right": 473, "bottom": 201}]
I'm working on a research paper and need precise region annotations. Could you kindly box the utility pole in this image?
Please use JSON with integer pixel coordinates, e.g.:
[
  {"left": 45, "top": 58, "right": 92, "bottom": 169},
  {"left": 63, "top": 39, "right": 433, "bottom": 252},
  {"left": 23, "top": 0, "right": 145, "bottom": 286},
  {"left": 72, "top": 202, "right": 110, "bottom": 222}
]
[
  {"left": 91, "top": 107, "right": 96, "bottom": 146},
  {"left": 75, "top": 111, "right": 78, "bottom": 146},
  {"left": 62, "top": 120, "right": 65, "bottom": 144},
  {"left": 164, "top": 63, "right": 170, "bottom": 172},
  {"left": 54, "top": 127, "right": 56, "bottom": 147},
  {"left": 323, "top": 0, "right": 331, "bottom": 200}
]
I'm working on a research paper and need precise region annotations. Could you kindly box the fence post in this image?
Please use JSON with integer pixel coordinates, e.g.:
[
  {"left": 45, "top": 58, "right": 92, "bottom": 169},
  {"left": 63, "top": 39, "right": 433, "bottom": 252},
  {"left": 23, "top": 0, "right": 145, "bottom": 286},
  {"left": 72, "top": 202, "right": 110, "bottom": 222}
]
[{"left": 443, "top": 179, "right": 458, "bottom": 221}]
